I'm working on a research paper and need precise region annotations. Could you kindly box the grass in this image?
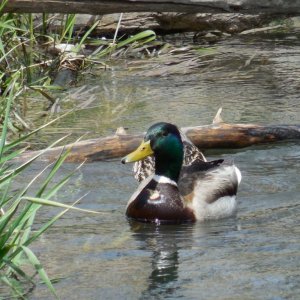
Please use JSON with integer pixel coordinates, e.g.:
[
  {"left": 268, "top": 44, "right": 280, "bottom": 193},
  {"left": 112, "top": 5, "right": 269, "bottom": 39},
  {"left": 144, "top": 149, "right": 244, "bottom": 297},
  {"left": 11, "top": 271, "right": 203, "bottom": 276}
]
[
  {"left": 0, "top": 8, "right": 156, "bottom": 138},
  {"left": 0, "top": 73, "right": 104, "bottom": 299},
  {"left": 0, "top": 73, "right": 62, "bottom": 298},
  {"left": 0, "top": 4, "right": 157, "bottom": 297},
  {"left": 0, "top": 5, "right": 134, "bottom": 299},
  {"left": 0, "top": 70, "right": 102, "bottom": 298}
]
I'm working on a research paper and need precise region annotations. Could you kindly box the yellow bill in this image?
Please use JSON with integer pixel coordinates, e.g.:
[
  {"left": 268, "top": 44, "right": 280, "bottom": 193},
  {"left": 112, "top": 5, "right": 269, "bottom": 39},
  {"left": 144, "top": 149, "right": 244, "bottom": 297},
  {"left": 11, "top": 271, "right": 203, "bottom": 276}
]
[{"left": 121, "top": 140, "right": 153, "bottom": 163}]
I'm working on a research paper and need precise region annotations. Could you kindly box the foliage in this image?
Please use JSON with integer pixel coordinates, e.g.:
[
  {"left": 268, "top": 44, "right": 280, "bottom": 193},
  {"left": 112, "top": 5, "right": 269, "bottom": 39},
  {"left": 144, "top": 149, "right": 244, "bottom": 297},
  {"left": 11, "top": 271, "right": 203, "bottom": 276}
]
[
  {"left": 0, "top": 74, "right": 66, "bottom": 298},
  {"left": 0, "top": 9, "right": 107, "bottom": 297},
  {"left": 0, "top": 71, "right": 102, "bottom": 299},
  {"left": 0, "top": 5, "right": 156, "bottom": 136},
  {"left": 0, "top": 2, "right": 155, "bottom": 298}
]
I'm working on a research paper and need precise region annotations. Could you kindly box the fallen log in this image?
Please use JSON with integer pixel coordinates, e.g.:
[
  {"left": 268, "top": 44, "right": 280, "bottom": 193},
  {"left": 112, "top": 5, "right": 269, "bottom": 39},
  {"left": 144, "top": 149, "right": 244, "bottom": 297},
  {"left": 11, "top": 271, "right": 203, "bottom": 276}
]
[
  {"left": 43, "top": 12, "right": 276, "bottom": 36},
  {"left": 150, "top": 13, "right": 274, "bottom": 34},
  {"left": 5, "top": 0, "right": 300, "bottom": 15},
  {"left": 18, "top": 123, "right": 300, "bottom": 163}
]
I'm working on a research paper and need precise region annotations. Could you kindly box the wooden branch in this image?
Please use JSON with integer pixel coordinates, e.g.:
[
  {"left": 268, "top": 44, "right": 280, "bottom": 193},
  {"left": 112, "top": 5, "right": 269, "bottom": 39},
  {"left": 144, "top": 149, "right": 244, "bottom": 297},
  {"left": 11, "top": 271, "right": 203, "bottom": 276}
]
[
  {"left": 18, "top": 123, "right": 300, "bottom": 163},
  {"left": 5, "top": 0, "right": 300, "bottom": 15}
]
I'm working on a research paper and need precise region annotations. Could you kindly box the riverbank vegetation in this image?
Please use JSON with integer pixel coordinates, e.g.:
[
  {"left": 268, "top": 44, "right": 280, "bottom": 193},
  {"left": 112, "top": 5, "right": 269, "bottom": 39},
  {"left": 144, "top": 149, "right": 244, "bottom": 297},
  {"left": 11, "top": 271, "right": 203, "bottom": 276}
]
[
  {"left": 0, "top": 5, "right": 156, "bottom": 136},
  {"left": 0, "top": 4, "right": 155, "bottom": 298},
  {"left": 0, "top": 1, "right": 297, "bottom": 297}
]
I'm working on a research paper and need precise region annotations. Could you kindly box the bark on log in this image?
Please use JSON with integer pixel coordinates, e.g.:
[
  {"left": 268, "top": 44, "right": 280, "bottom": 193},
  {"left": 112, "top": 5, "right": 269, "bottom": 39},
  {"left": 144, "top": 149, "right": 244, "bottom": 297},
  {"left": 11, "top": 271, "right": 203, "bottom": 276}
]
[
  {"left": 5, "top": 0, "right": 300, "bottom": 15},
  {"left": 18, "top": 123, "right": 300, "bottom": 163},
  {"left": 51, "top": 13, "right": 274, "bottom": 36}
]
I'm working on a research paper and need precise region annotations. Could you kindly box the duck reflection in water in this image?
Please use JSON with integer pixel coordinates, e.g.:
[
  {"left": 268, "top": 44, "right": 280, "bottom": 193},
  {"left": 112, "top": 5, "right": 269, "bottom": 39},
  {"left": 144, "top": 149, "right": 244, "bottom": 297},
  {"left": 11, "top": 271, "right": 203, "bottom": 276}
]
[
  {"left": 129, "top": 218, "right": 241, "bottom": 299},
  {"left": 129, "top": 220, "right": 194, "bottom": 299}
]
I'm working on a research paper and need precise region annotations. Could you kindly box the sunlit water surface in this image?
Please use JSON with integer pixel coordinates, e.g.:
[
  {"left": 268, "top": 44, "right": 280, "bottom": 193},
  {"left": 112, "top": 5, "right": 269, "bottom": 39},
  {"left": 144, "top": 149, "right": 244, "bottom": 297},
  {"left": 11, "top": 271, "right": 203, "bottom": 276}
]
[{"left": 13, "top": 32, "right": 300, "bottom": 299}]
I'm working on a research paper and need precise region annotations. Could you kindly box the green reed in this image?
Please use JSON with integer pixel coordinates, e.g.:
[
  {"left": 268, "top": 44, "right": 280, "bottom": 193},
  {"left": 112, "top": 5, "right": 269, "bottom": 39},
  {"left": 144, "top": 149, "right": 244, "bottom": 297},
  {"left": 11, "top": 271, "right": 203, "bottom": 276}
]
[
  {"left": 0, "top": 7, "right": 156, "bottom": 297},
  {"left": 0, "top": 73, "right": 103, "bottom": 299},
  {"left": 0, "top": 7, "right": 156, "bottom": 136}
]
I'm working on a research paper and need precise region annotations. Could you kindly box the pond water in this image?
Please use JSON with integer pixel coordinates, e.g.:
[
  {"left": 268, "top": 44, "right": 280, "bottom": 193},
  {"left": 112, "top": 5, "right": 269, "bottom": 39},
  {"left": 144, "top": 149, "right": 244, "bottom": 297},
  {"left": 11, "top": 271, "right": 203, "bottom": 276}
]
[{"left": 18, "top": 31, "right": 300, "bottom": 299}]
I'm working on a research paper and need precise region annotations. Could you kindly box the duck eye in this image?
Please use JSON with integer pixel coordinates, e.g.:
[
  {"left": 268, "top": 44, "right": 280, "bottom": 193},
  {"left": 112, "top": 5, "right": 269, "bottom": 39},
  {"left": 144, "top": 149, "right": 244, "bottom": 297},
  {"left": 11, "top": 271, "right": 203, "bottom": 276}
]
[{"left": 162, "top": 132, "right": 168, "bottom": 137}]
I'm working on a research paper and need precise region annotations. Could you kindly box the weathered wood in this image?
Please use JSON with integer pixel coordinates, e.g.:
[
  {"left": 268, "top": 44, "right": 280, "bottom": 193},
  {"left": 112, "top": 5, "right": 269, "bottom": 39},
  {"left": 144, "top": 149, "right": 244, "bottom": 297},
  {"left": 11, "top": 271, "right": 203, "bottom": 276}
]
[
  {"left": 62, "top": 13, "right": 274, "bottom": 35},
  {"left": 18, "top": 123, "right": 300, "bottom": 163},
  {"left": 5, "top": 0, "right": 300, "bottom": 15}
]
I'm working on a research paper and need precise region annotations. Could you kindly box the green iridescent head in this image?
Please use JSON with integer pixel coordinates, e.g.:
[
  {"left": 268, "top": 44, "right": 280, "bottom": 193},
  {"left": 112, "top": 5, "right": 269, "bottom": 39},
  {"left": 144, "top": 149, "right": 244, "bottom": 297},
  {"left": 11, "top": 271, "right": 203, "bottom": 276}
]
[{"left": 122, "top": 122, "right": 184, "bottom": 181}]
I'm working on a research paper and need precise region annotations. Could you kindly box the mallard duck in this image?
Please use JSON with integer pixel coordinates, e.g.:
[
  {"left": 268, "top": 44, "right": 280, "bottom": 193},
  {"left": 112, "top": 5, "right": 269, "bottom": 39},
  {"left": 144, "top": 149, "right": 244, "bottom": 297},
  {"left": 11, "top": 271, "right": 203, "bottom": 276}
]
[
  {"left": 121, "top": 122, "right": 241, "bottom": 224},
  {"left": 132, "top": 129, "right": 206, "bottom": 182}
]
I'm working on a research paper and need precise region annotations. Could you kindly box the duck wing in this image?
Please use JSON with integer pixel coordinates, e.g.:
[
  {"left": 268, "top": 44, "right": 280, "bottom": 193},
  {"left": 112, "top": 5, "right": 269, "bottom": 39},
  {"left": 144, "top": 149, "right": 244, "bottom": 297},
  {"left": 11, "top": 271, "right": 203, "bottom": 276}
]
[{"left": 178, "top": 159, "right": 241, "bottom": 204}]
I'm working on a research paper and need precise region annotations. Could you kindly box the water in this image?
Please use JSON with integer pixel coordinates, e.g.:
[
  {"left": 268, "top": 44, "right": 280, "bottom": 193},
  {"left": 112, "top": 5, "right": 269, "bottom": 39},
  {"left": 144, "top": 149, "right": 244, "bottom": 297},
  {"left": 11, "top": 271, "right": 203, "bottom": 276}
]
[{"left": 15, "top": 31, "right": 300, "bottom": 299}]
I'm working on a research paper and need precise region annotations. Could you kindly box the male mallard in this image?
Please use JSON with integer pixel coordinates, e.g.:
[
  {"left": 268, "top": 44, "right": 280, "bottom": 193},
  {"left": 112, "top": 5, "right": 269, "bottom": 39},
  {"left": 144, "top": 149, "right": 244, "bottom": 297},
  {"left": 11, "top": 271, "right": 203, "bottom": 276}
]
[
  {"left": 132, "top": 129, "right": 206, "bottom": 182},
  {"left": 121, "top": 122, "right": 241, "bottom": 224}
]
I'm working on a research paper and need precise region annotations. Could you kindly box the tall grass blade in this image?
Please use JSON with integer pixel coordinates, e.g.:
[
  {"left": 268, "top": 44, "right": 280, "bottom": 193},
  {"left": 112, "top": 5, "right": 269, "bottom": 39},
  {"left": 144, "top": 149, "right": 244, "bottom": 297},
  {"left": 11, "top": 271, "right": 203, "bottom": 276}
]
[
  {"left": 59, "top": 14, "right": 76, "bottom": 43},
  {"left": 3, "top": 110, "right": 72, "bottom": 153},
  {"left": 0, "top": 76, "right": 16, "bottom": 160},
  {"left": 0, "top": 134, "right": 68, "bottom": 186},
  {"left": 42, "top": 13, "right": 48, "bottom": 35},
  {"left": 19, "top": 149, "right": 70, "bottom": 247},
  {"left": 7, "top": 197, "right": 82, "bottom": 261},
  {"left": 2, "top": 258, "right": 35, "bottom": 285},
  {"left": 0, "top": 176, "right": 11, "bottom": 208},
  {"left": 35, "top": 148, "right": 70, "bottom": 198},
  {"left": 0, "top": 148, "right": 26, "bottom": 164},
  {"left": 116, "top": 30, "right": 156, "bottom": 49},
  {"left": 24, "top": 196, "right": 103, "bottom": 214},
  {"left": 95, "top": 30, "right": 156, "bottom": 58},
  {"left": 0, "top": 0, "right": 8, "bottom": 12},
  {"left": 42, "top": 161, "right": 84, "bottom": 200},
  {"left": 0, "top": 275, "right": 26, "bottom": 299},
  {"left": 0, "top": 199, "right": 20, "bottom": 239},
  {"left": 0, "top": 202, "right": 31, "bottom": 249},
  {"left": 74, "top": 20, "right": 100, "bottom": 53},
  {"left": 22, "top": 246, "right": 58, "bottom": 299}
]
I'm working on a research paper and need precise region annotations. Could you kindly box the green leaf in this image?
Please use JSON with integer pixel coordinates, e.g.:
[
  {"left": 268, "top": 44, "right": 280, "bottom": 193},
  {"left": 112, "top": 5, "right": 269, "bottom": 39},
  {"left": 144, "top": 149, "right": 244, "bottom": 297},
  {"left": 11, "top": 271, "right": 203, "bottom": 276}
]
[
  {"left": 42, "top": 162, "right": 84, "bottom": 199},
  {"left": 116, "top": 30, "right": 156, "bottom": 49},
  {"left": 95, "top": 30, "right": 156, "bottom": 58},
  {"left": 3, "top": 111, "right": 71, "bottom": 153},
  {"left": 74, "top": 20, "right": 100, "bottom": 53},
  {"left": 0, "top": 245, "right": 13, "bottom": 259},
  {"left": 23, "top": 196, "right": 103, "bottom": 214},
  {"left": 0, "top": 147, "right": 26, "bottom": 164},
  {"left": 0, "top": 0, "right": 9, "bottom": 13},
  {"left": 2, "top": 257, "right": 35, "bottom": 285},
  {"left": 35, "top": 148, "right": 70, "bottom": 198},
  {"left": 21, "top": 246, "right": 58, "bottom": 299},
  {"left": 8, "top": 198, "right": 82, "bottom": 262},
  {"left": 0, "top": 134, "right": 69, "bottom": 186},
  {"left": 59, "top": 14, "right": 76, "bottom": 43},
  {"left": 0, "top": 176, "right": 11, "bottom": 209},
  {"left": 0, "top": 198, "right": 20, "bottom": 237},
  {"left": 0, "top": 275, "right": 26, "bottom": 299},
  {"left": 0, "top": 76, "right": 16, "bottom": 160},
  {"left": 0, "top": 201, "right": 31, "bottom": 250}
]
